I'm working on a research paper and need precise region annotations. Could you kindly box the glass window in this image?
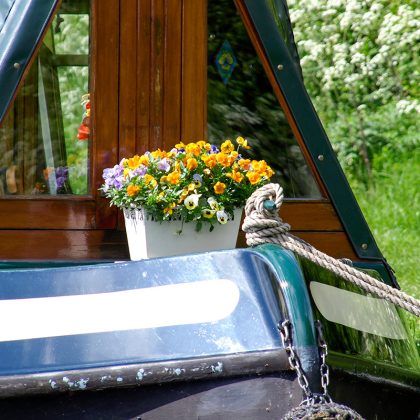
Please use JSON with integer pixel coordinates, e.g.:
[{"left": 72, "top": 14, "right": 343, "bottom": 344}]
[
  {"left": 0, "top": 0, "right": 90, "bottom": 196},
  {"left": 207, "top": 1, "right": 321, "bottom": 197}
]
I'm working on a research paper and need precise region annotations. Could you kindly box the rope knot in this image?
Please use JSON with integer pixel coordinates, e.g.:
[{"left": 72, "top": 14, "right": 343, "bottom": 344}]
[{"left": 243, "top": 183, "right": 291, "bottom": 246}]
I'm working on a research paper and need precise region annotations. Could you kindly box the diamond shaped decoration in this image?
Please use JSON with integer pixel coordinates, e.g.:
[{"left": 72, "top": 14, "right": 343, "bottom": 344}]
[{"left": 215, "top": 40, "right": 237, "bottom": 85}]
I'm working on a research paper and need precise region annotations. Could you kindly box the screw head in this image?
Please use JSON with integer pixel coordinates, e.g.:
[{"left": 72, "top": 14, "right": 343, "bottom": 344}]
[
  {"left": 277, "top": 64, "right": 284, "bottom": 71},
  {"left": 361, "top": 243, "right": 368, "bottom": 250},
  {"left": 13, "top": 62, "right": 20, "bottom": 69},
  {"left": 318, "top": 154, "right": 324, "bottom": 161}
]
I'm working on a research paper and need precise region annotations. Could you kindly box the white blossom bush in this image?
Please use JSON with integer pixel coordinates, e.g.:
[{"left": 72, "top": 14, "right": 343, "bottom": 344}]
[{"left": 288, "top": 0, "right": 420, "bottom": 180}]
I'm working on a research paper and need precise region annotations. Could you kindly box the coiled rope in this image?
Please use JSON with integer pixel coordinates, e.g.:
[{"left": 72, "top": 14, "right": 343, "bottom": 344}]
[{"left": 242, "top": 183, "right": 420, "bottom": 317}]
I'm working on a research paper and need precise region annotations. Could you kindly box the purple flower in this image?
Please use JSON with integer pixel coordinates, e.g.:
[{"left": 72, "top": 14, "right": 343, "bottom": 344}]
[
  {"left": 193, "top": 173, "right": 202, "bottom": 183},
  {"left": 127, "top": 165, "right": 147, "bottom": 180},
  {"left": 209, "top": 144, "right": 219, "bottom": 154},
  {"left": 157, "top": 158, "right": 171, "bottom": 172},
  {"left": 102, "top": 164, "right": 124, "bottom": 191},
  {"left": 55, "top": 166, "right": 68, "bottom": 189}
]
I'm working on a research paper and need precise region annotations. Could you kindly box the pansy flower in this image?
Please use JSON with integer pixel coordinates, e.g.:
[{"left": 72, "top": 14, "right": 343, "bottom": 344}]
[{"left": 184, "top": 194, "right": 201, "bottom": 210}]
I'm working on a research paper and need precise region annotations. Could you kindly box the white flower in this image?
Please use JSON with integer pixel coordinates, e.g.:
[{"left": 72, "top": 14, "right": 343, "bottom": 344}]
[
  {"left": 184, "top": 194, "right": 201, "bottom": 210},
  {"left": 216, "top": 210, "right": 228, "bottom": 224}
]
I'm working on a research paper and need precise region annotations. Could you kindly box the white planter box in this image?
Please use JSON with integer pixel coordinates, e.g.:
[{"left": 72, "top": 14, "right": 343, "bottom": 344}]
[{"left": 123, "top": 208, "right": 243, "bottom": 260}]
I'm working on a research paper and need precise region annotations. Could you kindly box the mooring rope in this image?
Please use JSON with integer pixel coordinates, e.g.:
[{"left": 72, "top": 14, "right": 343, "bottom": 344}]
[{"left": 243, "top": 183, "right": 420, "bottom": 317}]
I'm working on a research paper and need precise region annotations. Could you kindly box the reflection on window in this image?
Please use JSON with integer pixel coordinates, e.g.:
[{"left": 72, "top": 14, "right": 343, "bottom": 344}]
[
  {"left": 0, "top": 0, "right": 90, "bottom": 196},
  {"left": 207, "top": 1, "right": 320, "bottom": 198}
]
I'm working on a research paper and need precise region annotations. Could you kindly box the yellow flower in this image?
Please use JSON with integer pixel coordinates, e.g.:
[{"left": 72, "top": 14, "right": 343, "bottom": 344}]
[
  {"left": 185, "top": 143, "right": 201, "bottom": 156},
  {"left": 236, "top": 136, "right": 251, "bottom": 149},
  {"left": 202, "top": 208, "right": 215, "bottom": 218},
  {"left": 226, "top": 170, "right": 244, "bottom": 183},
  {"left": 238, "top": 159, "right": 251, "bottom": 170},
  {"left": 164, "top": 202, "right": 176, "bottom": 215},
  {"left": 184, "top": 194, "right": 201, "bottom": 210},
  {"left": 175, "top": 141, "right": 186, "bottom": 149},
  {"left": 167, "top": 170, "right": 181, "bottom": 185},
  {"left": 144, "top": 174, "right": 157, "bottom": 187},
  {"left": 201, "top": 154, "right": 217, "bottom": 169},
  {"left": 139, "top": 155, "right": 150, "bottom": 166},
  {"left": 186, "top": 157, "right": 198, "bottom": 171},
  {"left": 221, "top": 139, "right": 234, "bottom": 154},
  {"left": 214, "top": 181, "right": 226, "bottom": 194},
  {"left": 127, "top": 184, "right": 140, "bottom": 196},
  {"left": 187, "top": 183, "right": 196, "bottom": 191},
  {"left": 151, "top": 149, "right": 164, "bottom": 159},
  {"left": 127, "top": 155, "right": 141, "bottom": 169},
  {"left": 246, "top": 171, "right": 261, "bottom": 185},
  {"left": 216, "top": 153, "right": 230, "bottom": 167}
]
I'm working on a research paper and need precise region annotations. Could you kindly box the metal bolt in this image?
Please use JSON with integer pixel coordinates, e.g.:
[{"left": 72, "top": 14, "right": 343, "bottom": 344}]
[
  {"left": 318, "top": 154, "right": 324, "bottom": 161},
  {"left": 13, "top": 62, "right": 20, "bottom": 69},
  {"left": 277, "top": 64, "right": 284, "bottom": 71},
  {"left": 361, "top": 243, "right": 368, "bottom": 250}
]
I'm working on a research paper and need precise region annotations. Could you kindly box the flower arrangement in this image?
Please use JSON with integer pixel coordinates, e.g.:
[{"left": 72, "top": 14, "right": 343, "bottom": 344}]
[{"left": 101, "top": 137, "right": 274, "bottom": 231}]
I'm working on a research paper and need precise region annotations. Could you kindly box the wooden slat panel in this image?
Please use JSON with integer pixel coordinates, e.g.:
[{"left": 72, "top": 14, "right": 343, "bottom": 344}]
[
  {"left": 149, "top": 0, "right": 165, "bottom": 151},
  {"left": 0, "top": 200, "right": 96, "bottom": 229},
  {"left": 0, "top": 230, "right": 128, "bottom": 260},
  {"left": 181, "top": 0, "right": 207, "bottom": 141},
  {"left": 92, "top": 0, "right": 120, "bottom": 228},
  {"left": 0, "top": 229, "right": 355, "bottom": 261},
  {"left": 237, "top": 231, "right": 357, "bottom": 260},
  {"left": 119, "top": 0, "right": 138, "bottom": 159},
  {"left": 162, "top": 0, "right": 182, "bottom": 149},
  {"left": 137, "top": 0, "right": 152, "bottom": 153},
  {"left": 280, "top": 201, "right": 343, "bottom": 231}
]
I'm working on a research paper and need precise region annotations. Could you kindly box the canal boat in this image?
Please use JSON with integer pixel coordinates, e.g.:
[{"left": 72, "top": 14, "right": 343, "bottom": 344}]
[{"left": 0, "top": 0, "right": 418, "bottom": 418}]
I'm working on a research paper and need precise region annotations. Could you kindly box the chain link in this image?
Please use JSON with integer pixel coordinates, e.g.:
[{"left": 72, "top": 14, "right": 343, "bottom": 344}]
[
  {"left": 315, "top": 320, "right": 331, "bottom": 402},
  {"left": 279, "top": 319, "right": 332, "bottom": 406},
  {"left": 278, "top": 320, "right": 312, "bottom": 399}
]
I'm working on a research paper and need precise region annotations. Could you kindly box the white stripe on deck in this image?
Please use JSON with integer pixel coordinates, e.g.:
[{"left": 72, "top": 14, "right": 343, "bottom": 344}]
[{"left": 0, "top": 279, "right": 240, "bottom": 342}]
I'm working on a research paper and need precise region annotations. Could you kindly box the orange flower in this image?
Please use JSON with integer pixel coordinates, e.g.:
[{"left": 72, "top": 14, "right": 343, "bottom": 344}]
[
  {"left": 214, "top": 181, "right": 226, "bottom": 194},
  {"left": 164, "top": 202, "right": 176, "bottom": 215},
  {"left": 127, "top": 155, "right": 141, "bottom": 169},
  {"left": 216, "top": 153, "right": 230, "bottom": 167},
  {"left": 127, "top": 184, "right": 140, "bottom": 196},
  {"left": 226, "top": 170, "right": 244, "bottom": 183},
  {"left": 186, "top": 157, "right": 198, "bottom": 171},
  {"left": 201, "top": 154, "right": 217, "bottom": 169},
  {"left": 246, "top": 172, "right": 261, "bottom": 185},
  {"left": 185, "top": 143, "right": 201, "bottom": 156},
  {"left": 167, "top": 170, "right": 181, "bottom": 185},
  {"left": 238, "top": 159, "right": 251, "bottom": 170},
  {"left": 144, "top": 174, "right": 157, "bottom": 187},
  {"left": 139, "top": 155, "right": 150, "bottom": 166}
]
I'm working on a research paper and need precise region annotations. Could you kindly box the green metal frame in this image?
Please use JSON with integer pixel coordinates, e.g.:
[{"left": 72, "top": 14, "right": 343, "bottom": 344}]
[
  {"left": 0, "top": 0, "right": 60, "bottom": 123},
  {"left": 243, "top": 0, "right": 383, "bottom": 262}
]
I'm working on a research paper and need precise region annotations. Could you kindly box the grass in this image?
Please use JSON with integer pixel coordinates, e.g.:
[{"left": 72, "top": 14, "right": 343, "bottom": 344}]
[{"left": 348, "top": 149, "right": 420, "bottom": 343}]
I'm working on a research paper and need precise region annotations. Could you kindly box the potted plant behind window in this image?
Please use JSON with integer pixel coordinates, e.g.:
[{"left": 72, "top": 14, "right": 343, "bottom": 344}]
[{"left": 101, "top": 137, "right": 274, "bottom": 260}]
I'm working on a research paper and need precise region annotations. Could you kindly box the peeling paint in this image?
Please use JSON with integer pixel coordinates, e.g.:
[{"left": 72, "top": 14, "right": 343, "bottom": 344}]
[
  {"left": 136, "top": 368, "right": 145, "bottom": 381},
  {"left": 173, "top": 368, "right": 182, "bottom": 376},
  {"left": 116, "top": 377, "right": 123, "bottom": 383},
  {"left": 76, "top": 378, "right": 89, "bottom": 389},
  {"left": 49, "top": 379, "right": 57, "bottom": 389},
  {"left": 100, "top": 375, "right": 112, "bottom": 382},
  {"left": 211, "top": 362, "right": 223, "bottom": 373},
  {"left": 62, "top": 376, "right": 74, "bottom": 388}
]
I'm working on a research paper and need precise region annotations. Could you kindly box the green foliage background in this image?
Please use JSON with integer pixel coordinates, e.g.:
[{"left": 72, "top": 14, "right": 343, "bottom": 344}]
[{"left": 288, "top": 0, "right": 419, "bottom": 339}]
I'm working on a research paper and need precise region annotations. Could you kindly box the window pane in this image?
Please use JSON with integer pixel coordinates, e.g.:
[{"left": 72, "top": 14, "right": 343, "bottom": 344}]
[
  {"left": 0, "top": 0, "right": 90, "bottom": 196},
  {"left": 207, "top": 1, "right": 321, "bottom": 198}
]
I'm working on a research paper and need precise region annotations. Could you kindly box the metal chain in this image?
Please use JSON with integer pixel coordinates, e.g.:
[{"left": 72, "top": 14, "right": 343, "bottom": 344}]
[
  {"left": 278, "top": 319, "right": 332, "bottom": 406},
  {"left": 315, "top": 320, "right": 331, "bottom": 403},
  {"left": 278, "top": 320, "right": 312, "bottom": 399}
]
